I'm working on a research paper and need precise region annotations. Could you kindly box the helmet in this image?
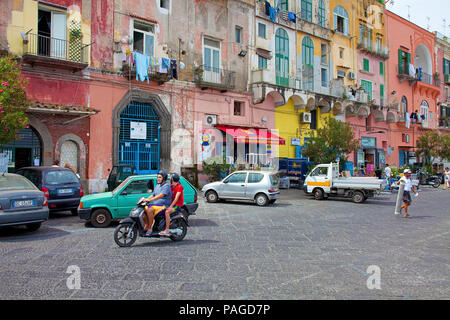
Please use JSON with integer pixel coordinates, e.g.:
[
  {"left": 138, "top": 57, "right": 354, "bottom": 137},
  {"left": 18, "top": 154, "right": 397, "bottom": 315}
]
[
  {"left": 157, "top": 170, "right": 168, "bottom": 182},
  {"left": 171, "top": 173, "right": 180, "bottom": 182}
]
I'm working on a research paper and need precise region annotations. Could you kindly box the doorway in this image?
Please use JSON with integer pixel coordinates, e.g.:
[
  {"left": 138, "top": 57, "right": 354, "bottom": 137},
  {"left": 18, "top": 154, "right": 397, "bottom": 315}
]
[{"left": 15, "top": 148, "right": 32, "bottom": 170}]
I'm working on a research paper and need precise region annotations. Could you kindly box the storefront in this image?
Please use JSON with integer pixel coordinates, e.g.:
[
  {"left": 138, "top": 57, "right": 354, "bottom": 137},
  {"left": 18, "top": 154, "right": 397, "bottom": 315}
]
[{"left": 355, "top": 136, "right": 386, "bottom": 173}]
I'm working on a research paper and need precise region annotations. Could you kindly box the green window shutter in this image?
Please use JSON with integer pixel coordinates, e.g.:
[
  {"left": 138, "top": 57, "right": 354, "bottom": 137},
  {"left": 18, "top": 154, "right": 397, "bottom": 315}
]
[
  {"left": 379, "top": 61, "right": 384, "bottom": 75},
  {"left": 398, "top": 49, "right": 404, "bottom": 74},
  {"left": 363, "top": 58, "right": 369, "bottom": 72},
  {"left": 406, "top": 52, "right": 411, "bottom": 66},
  {"left": 380, "top": 84, "right": 384, "bottom": 98}
]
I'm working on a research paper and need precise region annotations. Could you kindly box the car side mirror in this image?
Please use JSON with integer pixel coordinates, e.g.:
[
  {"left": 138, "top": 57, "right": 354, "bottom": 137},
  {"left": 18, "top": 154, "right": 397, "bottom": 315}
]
[
  {"left": 121, "top": 191, "right": 128, "bottom": 196},
  {"left": 223, "top": 180, "right": 228, "bottom": 184}
]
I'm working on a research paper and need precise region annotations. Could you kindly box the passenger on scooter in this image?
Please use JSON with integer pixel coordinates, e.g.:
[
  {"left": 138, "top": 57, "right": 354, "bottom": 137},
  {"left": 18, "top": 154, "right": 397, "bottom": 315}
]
[
  {"left": 143, "top": 170, "right": 172, "bottom": 235},
  {"left": 159, "top": 173, "right": 184, "bottom": 236}
]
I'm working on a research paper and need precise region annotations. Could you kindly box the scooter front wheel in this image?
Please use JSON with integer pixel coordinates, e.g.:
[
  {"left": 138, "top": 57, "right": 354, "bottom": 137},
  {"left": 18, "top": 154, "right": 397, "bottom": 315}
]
[{"left": 114, "top": 223, "right": 138, "bottom": 247}]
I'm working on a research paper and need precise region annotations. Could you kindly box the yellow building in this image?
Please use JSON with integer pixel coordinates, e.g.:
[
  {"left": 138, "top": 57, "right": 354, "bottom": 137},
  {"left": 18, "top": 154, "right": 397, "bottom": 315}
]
[{"left": 329, "top": 0, "right": 357, "bottom": 88}]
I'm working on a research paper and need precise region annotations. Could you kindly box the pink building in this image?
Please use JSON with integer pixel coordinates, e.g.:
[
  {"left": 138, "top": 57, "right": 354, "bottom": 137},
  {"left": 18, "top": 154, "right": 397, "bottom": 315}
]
[{"left": 384, "top": 10, "right": 441, "bottom": 168}]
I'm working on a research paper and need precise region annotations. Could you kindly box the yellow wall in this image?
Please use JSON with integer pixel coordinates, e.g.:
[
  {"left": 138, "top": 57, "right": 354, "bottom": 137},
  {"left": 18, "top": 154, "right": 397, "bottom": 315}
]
[
  {"left": 275, "top": 100, "right": 332, "bottom": 158},
  {"left": 329, "top": 0, "right": 357, "bottom": 87}
]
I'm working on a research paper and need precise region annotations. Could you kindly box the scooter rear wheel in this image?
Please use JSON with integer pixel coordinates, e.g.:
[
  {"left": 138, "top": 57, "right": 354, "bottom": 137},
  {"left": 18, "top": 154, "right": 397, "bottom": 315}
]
[
  {"left": 114, "top": 223, "right": 138, "bottom": 247},
  {"left": 169, "top": 219, "right": 187, "bottom": 242}
]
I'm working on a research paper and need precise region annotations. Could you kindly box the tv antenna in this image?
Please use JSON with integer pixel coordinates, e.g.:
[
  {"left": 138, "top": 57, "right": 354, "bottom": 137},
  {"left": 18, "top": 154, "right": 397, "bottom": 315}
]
[{"left": 406, "top": 5, "right": 410, "bottom": 21}]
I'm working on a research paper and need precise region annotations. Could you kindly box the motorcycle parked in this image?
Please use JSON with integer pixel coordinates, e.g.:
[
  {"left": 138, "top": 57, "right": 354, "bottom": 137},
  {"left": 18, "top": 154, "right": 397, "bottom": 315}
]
[
  {"left": 113, "top": 197, "right": 194, "bottom": 247},
  {"left": 417, "top": 170, "right": 441, "bottom": 189}
]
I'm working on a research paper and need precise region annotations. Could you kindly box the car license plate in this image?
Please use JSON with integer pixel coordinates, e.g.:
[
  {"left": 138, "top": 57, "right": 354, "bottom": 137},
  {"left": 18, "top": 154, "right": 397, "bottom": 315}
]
[
  {"left": 58, "top": 188, "right": 73, "bottom": 194},
  {"left": 13, "top": 200, "right": 34, "bottom": 208}
]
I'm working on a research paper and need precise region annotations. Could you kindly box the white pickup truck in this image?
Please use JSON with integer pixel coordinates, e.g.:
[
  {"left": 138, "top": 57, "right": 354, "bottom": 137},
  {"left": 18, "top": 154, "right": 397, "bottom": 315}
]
[{"left": 303, "top": 163, "right": 386, "bottom": 203}]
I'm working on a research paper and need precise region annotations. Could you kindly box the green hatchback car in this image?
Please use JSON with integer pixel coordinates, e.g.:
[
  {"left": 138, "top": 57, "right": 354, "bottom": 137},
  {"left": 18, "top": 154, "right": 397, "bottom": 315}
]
[{"left": 78, "top": 174, "right": 198, "bottom": 227}]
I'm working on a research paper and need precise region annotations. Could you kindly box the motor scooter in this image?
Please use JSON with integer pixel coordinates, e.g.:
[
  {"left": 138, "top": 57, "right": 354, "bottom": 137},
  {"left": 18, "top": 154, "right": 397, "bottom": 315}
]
[{"left": 113, "top": 197, "right": 194, "bottom": 247}]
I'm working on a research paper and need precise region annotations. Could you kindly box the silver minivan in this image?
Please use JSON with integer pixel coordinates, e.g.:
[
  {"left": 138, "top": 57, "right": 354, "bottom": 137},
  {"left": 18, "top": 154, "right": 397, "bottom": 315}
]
[{"left": 201, "top": 171, "right": 280, "bottom": 206}]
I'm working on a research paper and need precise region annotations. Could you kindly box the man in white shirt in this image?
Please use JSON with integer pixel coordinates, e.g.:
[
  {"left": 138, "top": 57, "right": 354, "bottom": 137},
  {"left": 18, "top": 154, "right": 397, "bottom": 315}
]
[
  {"left": 397, "top": 169, "right": 418, "bottom": 218},
  {"left": 384, "top": 164, "right": 392, "bottom": 190}
]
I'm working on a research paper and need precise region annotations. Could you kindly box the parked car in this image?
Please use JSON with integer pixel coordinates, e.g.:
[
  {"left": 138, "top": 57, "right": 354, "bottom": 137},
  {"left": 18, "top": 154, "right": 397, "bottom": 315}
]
[
  {"left": 78, "top": 174, "right": 199, "bottom": 227},
  {"left": 0, "top": 173, "right": 49, "bottom": 231},
  {"left": 16, "top": 166, "right": 83, "bottom": 215},
  {"left": 201, "top": 171, "right": 280, "bottom": 206},
  {"left": 106, "top": 164, "right": 137, "bottom": 192}
]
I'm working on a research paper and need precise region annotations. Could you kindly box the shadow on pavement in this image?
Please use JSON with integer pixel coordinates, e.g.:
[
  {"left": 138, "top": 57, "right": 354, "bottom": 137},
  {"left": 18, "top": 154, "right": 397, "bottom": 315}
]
[
  {"left": 0, "top": 225, "right": 71, "bottom": 242},
  {"left": 132, "top": 238, "right": 221, "bottom": 248}
]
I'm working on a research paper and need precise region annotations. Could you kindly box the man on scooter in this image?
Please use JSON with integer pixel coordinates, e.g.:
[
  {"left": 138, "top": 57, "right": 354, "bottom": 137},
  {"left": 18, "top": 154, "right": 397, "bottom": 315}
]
[
  {"left": 159, "top": 173, "right": 184, "bottom": 236},
  {"left": 143, "top": 170, "right": 172, "bottom": 235}
]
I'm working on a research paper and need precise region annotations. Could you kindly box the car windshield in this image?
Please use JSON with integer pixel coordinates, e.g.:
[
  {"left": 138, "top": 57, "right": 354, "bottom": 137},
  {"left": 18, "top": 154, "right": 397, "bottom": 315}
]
[
  {"left": 112, "top": 177, "right": 132, "bottom": 195},
  {"left": 0, "top": 175, "right": 37, "bottom": 191},
  {"left": 44, "top": 170, "right": 79, "bottom": 185}
]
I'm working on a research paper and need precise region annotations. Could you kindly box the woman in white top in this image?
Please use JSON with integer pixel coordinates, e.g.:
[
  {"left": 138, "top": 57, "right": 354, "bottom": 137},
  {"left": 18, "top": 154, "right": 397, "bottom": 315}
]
[
  {"left": 444, "top": 167, "right": 450, "bottom": 190},
  {"left": 397, "top": 169, "right": 418, "bottom": 218}
]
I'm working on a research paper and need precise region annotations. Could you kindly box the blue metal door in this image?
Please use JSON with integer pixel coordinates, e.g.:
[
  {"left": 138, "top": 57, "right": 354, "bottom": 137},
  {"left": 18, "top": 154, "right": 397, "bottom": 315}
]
[{"left": 119, "top": 102, "right": 160, "bottom": 174}]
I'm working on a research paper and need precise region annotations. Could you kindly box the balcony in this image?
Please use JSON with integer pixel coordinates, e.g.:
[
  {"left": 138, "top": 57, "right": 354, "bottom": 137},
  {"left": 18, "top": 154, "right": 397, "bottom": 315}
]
[
  {"left": 439, "top": 117, "right": 450, "bottom": 128},
  {"left": 22, "top": 33, "right": 89, "bottom": 71},
  {"left": 357, "top": 38, "right": 389, "bottom": 60},
  {"left": 193, "top": 65, "right": 235, "bottom": 92},
  {"left": 122, "top": 60, "right": 172, "bottom": 85}
]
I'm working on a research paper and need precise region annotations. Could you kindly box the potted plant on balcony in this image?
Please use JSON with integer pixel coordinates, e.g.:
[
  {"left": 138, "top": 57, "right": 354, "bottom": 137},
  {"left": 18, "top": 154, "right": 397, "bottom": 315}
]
[
  {"left": 434, "top": 72, "right": 440, "bottom": 80},
  {"left": 193, "top": 66, "right": 203, "bottom": 82}
]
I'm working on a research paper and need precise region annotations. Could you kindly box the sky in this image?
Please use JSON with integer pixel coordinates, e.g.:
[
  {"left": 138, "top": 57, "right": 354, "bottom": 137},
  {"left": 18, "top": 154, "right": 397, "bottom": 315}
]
[{"left": 386, "top": 0, "right": 450, "bottom": 37}]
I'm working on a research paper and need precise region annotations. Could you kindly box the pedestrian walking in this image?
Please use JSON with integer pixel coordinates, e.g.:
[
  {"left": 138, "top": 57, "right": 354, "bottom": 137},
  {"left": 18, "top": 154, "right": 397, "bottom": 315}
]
[
  {"left": 444, "top": 167, "right": 450, "bottom": 190},
  {"left": 383, "top": 164, "right": 392, "bottom": 190},
  {"left": 396, "top": 169, "right": 418, "bottom": 218}
]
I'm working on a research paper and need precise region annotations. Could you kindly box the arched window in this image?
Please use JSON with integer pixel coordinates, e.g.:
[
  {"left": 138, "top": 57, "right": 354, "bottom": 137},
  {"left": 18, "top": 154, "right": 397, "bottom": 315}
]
[
  {"left": 280, "top": 0, "right": 288, "bottom": 11},
  {"left": 302, "top": 36, "right": 314, "bottom": 91},
  {"left": 400, "top": 96, "right": 407, "bottom": 114},
  {"left": 333, "top": 6, "right": 349, "bottom": 35},
  {"left": 301, "top": 0, "right": 312, "bottom": 22},
  {"left": 275, "top": 28, "right": 289, "bottom": 87},
  {"left": 318, "top": 0, "right": 326, "bottom": 27},
  {"left": 420, "top": 100, "right": 429, "bottom": 127}
]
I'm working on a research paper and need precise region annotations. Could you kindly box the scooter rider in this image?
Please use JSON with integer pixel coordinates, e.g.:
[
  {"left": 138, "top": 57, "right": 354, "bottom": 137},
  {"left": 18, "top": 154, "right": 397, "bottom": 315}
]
[
  {"left": 143, "top": 170, "right": 172, "bottom": 235},
  {"left": 159, "top": 173, "right": 184, "bottom": 236}
]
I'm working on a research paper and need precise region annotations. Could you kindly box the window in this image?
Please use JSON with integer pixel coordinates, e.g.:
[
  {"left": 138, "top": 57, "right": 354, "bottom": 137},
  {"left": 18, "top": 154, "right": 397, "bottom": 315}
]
[
  {"left": 360, "top": 80, "right": 373, "bottom": 101},
  {"left": 280, "top": 0, "right": 288, "bottom": 11},
  {"left": 275, "top": 28, "right": 289, "bottom": 86},
  {"left": 44, "top": 170, "right": 79, "bottom": 185},
  {"left": 225, "top": 172, "right": 247, "bottom": 183},
  {"left": 380, "top": 84, "right": 384, "bottom": 99},
  {"left": 248, "top": 173, "right": 264, "bottom": 183},
  {"left": 318, "top": 0, "right": 326, "bottom": 27},
  {"left": 377, "top": 38, "right": 382, "bottom": 52},
  {"left": 321, "top": 43, "right": 327, "bottom": 64},
  {"left": 302, "top": 36, "right": 314, "bottom": 91},
  {"left": 401, "top": 96, "right": 407, "bottom": 114},
  {"left": 258, "top": 23, "right": 266, "bottom": 39},
  {"left": 234, "top": 101, "right": 244, "bottom": 116},
  {"left": 420, "top": 100, "right": 429, "bottom": 123},
  {"left": 321, "top": 68, "right": 327, "bottom": 87},
  {"left": 124, "top": 179, "right": 153, "bottom": 195},
  {"left": 301, "top": 0, "right": 312, "bottom": 22},
  {"left": 133, "top": 20, "right": 155, "bottom": 57},
  {"left": 398, "top": 49, "right": 411, "bottom": 75},
  {"left": 311, "top": 166, "right": 328, "bottom": 176},
  {"left": 258, "top": 56, "right": 267, "bottom": 69},
  {"left": 379, "top": 61, "right": 384, "bottom": 75},
  {"left": 38, "top": 7, "right": 67, "bottom": 59},
  {"left": 367, "top": 29, "right": 372, "bottom": 50},
  {"left": 444, "top": 58, "right": 450, "bottom": 75},
  {"left": 203, "top": 38, "right": 220, "bottom": 82},
  {"left": 235, "top": 26, "right": 242, "bottom": 44},
  {"left": 159, "top": 0, "right": 169, "bottom": 9},
  {"left": 333, "top": 6, "right": 349, "bottom": 35},
  {"left": 339, "top": 47, "right": 344, "bottom": 59},
  {"left": 310, "top": 110, "right": 317, "bottom": 130},
  {"left": 363, "top": 58, "right": 370, "bottom": 72}
]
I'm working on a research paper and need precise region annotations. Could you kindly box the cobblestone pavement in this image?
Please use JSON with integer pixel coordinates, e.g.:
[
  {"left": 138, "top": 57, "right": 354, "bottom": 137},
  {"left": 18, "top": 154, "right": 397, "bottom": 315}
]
[{"left": 0, "top": 187, "right": 449, "bottom": 300}]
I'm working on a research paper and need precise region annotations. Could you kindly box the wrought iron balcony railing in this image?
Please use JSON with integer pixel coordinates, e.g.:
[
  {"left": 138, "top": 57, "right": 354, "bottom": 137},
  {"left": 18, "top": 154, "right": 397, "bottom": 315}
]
[
  {"left": 193, "top": 65, "right": 235, "bottom": 91},
  {"left": 23, "top": 33, "right": 89, "bottom": 65}
]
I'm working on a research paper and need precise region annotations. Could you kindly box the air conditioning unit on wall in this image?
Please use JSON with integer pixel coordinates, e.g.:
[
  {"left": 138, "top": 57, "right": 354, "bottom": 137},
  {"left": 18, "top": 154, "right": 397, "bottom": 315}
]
[
  {"left": 205, "top": 114, "right": 217, "bottom": 126},
  {"left": 300, "top": 112, "right": 312, "bottom": 123}
]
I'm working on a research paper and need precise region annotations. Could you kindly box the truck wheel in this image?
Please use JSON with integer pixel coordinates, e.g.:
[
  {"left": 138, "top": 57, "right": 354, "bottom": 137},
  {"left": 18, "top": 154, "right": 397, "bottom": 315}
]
[
  {"left": 91, "top": 209, "right": 112, "bottom": 228},
  {"left": 313, "top": 188, "right": 324, "bottom": 200},
  {"left": 352, "top": 191, "right": 365, "bottom": 203}
]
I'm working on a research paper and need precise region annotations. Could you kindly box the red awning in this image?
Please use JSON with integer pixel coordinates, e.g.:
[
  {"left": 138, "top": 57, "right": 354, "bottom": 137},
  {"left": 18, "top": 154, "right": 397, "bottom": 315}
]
[{"left": 216, "top": 125, "right": 285, "bottom": 145}]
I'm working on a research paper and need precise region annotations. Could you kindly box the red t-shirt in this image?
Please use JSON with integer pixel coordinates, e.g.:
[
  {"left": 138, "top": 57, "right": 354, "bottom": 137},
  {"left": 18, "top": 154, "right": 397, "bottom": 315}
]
[{"left": 171, "top": 183, "right": 184, "bottom": 207}]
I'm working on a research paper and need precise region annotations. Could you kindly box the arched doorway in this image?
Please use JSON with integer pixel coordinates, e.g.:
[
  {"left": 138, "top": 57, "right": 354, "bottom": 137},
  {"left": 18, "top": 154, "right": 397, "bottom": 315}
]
[
  {"left": 60, "top": 140, "right": 79, "bottom": 172},
  {"left": 0, "top": 126, "right": 42, "bottom": 172},
  {"left": 420, "top": 100, "right": 429, "bottom": 128},
  {"left": 415, "top": 44, "right": 432, "bottom": 83},
  {"left": 119, "top": 101, "right": 160, "bottom": 174}
]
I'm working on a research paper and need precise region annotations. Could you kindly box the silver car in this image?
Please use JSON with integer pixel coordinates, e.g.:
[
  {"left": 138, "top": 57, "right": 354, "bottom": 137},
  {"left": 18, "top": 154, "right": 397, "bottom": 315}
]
[
  {"left": 201, "top": 171, "right": 280, "bottom": 206},
  {"left": 0, "top": 173, "right": 49, "bottom": 231}
]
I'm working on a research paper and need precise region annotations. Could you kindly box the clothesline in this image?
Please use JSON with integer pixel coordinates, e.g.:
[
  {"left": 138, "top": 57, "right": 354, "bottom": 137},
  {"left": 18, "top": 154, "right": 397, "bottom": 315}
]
[{"left": 129, "top": 51, "right": 178, "bottom": 83}]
